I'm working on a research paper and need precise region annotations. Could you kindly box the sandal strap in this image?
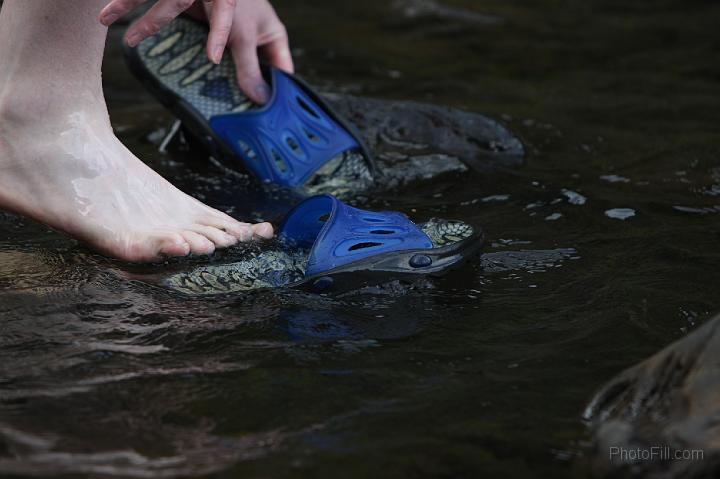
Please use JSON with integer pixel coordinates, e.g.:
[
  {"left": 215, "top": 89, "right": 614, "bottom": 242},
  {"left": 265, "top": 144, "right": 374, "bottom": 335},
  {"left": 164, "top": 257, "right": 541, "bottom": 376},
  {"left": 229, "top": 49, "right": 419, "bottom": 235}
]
[
  {"left": 210, "top": 68, "right": 365, "bottom": 188},
  {"left": 280, "top": 195, "right": 433, "bottom": 276}
]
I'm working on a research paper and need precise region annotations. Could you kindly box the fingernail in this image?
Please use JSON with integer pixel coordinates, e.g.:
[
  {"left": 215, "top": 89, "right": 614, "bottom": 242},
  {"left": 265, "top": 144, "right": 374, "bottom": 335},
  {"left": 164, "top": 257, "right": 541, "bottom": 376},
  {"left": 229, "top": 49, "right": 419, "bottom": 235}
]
[
  {"left": 101, "top": 12, "right": 119, "bottom": 25},
  {"left": 254, "top": 83, "right": 271, "bottom": 104},
  {"left": 211, "top": 45, "right": 224, "bottom": 64},
  {"left": 126, "top": 33, "right": 141, "bottom": 47}
]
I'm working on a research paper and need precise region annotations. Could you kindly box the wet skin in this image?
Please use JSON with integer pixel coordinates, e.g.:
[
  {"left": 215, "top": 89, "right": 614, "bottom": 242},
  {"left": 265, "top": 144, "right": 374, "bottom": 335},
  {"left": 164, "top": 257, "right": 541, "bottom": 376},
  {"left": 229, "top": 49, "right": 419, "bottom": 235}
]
[
  {"left": 0, "top": 0, "right": 273, "bottom": 262},
  {"left": 3, "top": 1, "right": 720, "bottom": 478}
]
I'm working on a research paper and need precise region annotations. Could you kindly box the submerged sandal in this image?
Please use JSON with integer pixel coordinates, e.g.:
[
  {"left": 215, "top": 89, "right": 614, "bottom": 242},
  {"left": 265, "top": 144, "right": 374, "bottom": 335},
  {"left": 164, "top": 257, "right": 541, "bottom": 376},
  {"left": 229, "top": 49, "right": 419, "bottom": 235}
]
[
  {"left": 125, "top": 17, "right": 524, "bottom": 196},
  {"left": 125, "top": 16, "right": 375, "bottom": 193},
  {"left": 161, "top": 194, "right": 484, "bottom": 295}
]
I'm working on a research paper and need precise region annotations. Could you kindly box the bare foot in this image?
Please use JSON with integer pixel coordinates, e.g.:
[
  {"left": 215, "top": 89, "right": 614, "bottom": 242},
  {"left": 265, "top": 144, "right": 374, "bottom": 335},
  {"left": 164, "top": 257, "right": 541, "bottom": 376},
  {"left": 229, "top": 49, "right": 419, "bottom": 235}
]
[{"left": 0, "top": 100, "right": 273, "bottom": 262}]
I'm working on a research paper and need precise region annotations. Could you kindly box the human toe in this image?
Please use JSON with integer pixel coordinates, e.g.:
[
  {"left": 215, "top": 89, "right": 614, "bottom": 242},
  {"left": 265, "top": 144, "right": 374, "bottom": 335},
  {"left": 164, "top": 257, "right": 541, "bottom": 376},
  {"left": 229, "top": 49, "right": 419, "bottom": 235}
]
[
  {"left": 181, "top": 230, "right": 216, "bottom": 256},
  {"left": 189, "top": 224, "right": 238, "bottom": 248},
  {"left": 200, "top": 215, "right": 254, "bottom": 242},
  {"left": 252, "top": 222, "right": 274, "bottom": 239}
]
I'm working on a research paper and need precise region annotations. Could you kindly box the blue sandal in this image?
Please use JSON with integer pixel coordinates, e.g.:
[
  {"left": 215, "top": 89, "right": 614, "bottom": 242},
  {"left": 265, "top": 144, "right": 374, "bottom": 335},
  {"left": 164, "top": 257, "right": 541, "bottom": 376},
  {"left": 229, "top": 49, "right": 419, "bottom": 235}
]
[
  {"left": 125, "top": 17, "right": 375, "bottom": 192},
  {"left": 160, "top": 195, "right": 484, "bottom": 295},
  {"left": 124, "top": 17, "right": 524, "bottom": 196}
]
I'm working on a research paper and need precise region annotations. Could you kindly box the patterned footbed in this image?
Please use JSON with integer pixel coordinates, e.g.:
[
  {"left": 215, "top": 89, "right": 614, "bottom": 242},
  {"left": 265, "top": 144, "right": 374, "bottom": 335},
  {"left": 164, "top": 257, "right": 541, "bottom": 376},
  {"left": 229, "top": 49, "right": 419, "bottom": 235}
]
[
  {"left": 135, "top": 17, "right": 374, "bottom": 193},
  {"left": 164, "top": 219, "right": 474, "bottom": 295},
  {"left": 136, "top": 18, "right": 476, "bottom": 295}
]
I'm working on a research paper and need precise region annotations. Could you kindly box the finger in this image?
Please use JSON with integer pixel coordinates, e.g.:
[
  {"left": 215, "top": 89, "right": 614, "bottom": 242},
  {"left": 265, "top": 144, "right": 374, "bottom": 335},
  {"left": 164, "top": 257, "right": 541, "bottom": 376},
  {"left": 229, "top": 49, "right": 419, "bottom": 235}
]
[
  {"left": 206, "top": 0, "right": 237, "bottom": 64},
  {"left": 261, "top": 32, "right": 294, "bottom": 73},
  {"left": 124, "top": 0, "right": 195, "bottom": 47},
  {"left": 184, "top": 0, "right": 210, "bottom": 21},
  {"left": 99, "top": 0, "right": 147, "bottom": 26},
  {"left": 231, "top": 34, "right": 271, "bottom": 104}
]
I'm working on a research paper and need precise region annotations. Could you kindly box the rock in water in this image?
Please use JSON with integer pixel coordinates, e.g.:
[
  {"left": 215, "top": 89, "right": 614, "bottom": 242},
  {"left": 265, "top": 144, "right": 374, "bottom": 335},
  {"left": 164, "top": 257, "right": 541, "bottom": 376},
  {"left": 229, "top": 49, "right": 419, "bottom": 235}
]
[
  {"left": 324, "top": 94, "right": 524, "bottom": 185},
  {"left": 176, "top": 90, "right": 523, "bottom": 195},
  {"left": 583, "top": 315, "right": 720, "bottom": 478}
]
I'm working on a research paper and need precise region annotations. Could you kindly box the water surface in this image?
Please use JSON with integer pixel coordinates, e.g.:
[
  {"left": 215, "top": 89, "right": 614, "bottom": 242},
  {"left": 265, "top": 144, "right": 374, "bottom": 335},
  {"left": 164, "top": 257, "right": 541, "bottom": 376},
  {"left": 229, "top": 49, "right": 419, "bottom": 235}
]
[{"left": 2, "top": 0, "right": 720, "bottom": 477}]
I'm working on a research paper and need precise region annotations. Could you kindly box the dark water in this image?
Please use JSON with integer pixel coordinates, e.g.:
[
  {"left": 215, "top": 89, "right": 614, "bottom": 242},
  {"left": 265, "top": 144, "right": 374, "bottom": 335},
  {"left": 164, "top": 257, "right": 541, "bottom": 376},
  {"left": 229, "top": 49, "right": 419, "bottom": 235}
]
[{"left": 2, "top": 0, "right": 720, "bottom": 477}]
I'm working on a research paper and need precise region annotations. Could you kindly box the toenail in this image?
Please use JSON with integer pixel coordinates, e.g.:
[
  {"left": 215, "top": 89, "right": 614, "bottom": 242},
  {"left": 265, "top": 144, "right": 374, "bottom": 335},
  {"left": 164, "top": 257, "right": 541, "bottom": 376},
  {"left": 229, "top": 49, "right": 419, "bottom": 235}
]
[{"left": 256, "top": 223, "right": 273, "bottom": 237}]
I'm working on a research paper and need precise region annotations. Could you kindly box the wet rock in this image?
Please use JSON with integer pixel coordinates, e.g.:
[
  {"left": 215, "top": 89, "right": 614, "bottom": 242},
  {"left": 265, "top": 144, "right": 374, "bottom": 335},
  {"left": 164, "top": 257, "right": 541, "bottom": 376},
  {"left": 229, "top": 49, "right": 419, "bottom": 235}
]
[
  {"left": 583, "top": 315, "right": 720, "bottom": 478},
  {"left": 175, "top": 91, "right": 524, "bottom": 192},
  {"left": 480, "top": 248, "right": 577, "bottom": 273},
  {"left": 325, "top": 93, "right": 525, "bottom": 177},
  {"left": 605, "top": 208, "right": 636, "bottom": 220}
]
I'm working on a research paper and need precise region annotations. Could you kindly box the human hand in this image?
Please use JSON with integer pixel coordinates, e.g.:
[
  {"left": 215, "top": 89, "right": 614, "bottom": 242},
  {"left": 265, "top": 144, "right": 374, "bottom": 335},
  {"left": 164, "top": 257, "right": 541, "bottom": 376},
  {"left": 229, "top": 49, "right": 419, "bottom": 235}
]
[{"left": 100, "top": 0, "right": 293, "bottom": 103}]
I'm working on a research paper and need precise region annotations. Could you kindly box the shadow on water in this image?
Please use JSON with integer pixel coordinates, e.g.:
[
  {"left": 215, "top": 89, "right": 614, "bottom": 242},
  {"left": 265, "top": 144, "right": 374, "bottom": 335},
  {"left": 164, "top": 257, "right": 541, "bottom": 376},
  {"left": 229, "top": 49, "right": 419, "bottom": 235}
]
[{"left": 2, "top": 0, "right": 720, "bottom": 477}]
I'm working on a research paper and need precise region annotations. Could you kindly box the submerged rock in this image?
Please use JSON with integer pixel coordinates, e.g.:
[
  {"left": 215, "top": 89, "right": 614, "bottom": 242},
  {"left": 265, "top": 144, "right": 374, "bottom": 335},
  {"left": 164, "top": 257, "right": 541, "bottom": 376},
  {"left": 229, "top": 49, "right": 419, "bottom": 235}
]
[
  {"left": 391, "top": 0, "right": 504, "bottom": 25},
  {"left": 583, "top": 315, "right": 720, "bottom": 478}
]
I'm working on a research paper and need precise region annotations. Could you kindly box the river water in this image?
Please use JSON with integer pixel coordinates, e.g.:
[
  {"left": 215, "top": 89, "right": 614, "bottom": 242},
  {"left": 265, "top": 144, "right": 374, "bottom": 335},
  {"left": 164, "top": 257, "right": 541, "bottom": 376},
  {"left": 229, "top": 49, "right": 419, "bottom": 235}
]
[{"left": 2, "top": 0, "right": 720, "bottom": 477}]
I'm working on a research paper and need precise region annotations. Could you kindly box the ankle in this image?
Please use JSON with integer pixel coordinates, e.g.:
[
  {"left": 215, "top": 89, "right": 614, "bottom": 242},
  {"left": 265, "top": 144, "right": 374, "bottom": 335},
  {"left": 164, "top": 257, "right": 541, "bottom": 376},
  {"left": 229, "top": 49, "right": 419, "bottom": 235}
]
[
  {"left": 0, "top": 76, "right": 107, "bottom": 128},
  {"left": 0, "top": 81, "right": 51, "bottom": 127}
]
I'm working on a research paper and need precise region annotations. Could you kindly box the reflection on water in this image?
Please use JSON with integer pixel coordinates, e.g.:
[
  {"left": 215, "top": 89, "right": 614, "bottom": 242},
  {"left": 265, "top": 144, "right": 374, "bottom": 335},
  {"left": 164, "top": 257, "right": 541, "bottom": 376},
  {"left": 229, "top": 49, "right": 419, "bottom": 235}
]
[{"left": 2, "top": 0, "right": 720, "bottom": 477}]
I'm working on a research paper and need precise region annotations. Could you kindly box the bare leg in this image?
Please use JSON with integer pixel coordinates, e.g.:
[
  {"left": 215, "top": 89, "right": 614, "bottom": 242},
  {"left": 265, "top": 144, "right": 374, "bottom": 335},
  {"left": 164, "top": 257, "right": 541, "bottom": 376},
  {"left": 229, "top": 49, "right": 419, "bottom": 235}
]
[{"left": 0, "top": 0, "right": 273, "bottom": 262}]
